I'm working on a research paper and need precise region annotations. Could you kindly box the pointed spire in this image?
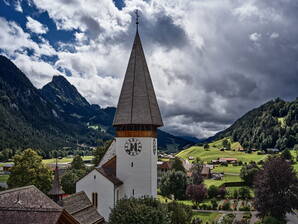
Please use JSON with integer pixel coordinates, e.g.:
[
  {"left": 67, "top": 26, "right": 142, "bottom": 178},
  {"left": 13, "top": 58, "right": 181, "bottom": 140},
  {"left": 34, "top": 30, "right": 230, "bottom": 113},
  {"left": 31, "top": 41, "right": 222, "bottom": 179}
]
[
  {"left": 113, "top": 20, "right": 163, "bottom": 127},
  {"left": 48, "top": 161, "right": 64, "bottom": 202}
]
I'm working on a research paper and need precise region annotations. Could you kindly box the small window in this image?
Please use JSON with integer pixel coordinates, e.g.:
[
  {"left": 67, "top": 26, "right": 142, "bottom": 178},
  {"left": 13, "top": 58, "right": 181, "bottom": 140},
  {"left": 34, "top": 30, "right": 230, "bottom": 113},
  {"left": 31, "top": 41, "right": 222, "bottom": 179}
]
[
  {"left": 94, "top": 175, "right": 96, "bottom": 179},
  {"left": 131, "top": 162, "right": 134, "bottom": 167},
  {"left": 132, "top": 189, "right": 135, "bottom": 196},
  {"left": 92, "top": 192, "right": 98, "bottom": 208}
]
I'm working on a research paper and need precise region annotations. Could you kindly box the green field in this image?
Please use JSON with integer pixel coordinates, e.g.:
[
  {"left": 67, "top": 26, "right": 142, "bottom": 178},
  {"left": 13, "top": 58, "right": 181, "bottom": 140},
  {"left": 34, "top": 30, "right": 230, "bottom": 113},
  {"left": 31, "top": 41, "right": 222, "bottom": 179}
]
[
  {"left": 212, "top": 164, "right": 242, "bottom": 174},
  {"left": 192, "top": 212, "right": 221, "bottom": 224},
  {"left": 177, "top": 146, "right": 266, "bottom": 163},
  {"left": 42, "top": 156, "right": 93, "bottom": 164},
  {"left": 204, "top": 174, "right": 243, "bottom": 187},
  {"left": 0, "top": 156, "right": 94, "bottom": 167}
]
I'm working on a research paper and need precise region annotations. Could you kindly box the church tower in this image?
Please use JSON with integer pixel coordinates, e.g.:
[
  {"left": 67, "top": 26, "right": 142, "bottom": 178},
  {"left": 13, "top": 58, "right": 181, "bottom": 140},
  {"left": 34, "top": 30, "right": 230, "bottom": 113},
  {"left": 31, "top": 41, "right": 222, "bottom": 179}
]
[
  {"left": 113, "top": 13, "right": 163, "bottom": 198},
  {"left": 76, "top": 13, "right": 163, "bottom": 221}
]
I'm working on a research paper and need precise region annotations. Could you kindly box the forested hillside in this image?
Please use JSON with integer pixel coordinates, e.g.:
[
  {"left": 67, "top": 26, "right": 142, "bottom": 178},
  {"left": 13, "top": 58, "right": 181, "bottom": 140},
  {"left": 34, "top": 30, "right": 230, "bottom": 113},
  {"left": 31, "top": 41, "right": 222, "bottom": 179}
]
[
  {"left": 215, "top": 98, "right": 298, "bottom": 150},
  {"left": 0, "top": 55, "right": 191, "bottom": 155}
]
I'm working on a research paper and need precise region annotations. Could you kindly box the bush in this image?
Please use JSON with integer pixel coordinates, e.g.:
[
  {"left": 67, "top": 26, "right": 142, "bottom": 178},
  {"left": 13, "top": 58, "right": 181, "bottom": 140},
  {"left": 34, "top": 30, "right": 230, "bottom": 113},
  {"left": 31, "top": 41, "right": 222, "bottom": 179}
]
[
  {"left": 208, "top": 185, "right": 219, "bottom": 198},
  {"left": 211, "top": 198, "right": 218, "bottom": 210},
  {"left": 221, "top": 201, "right": 231, "bottom": 211},
  {"left": 109, "top": 197, "right": 170, "bottom": 224},
  {"left": 238, "top": 187, "right": 251, "bottom": 199},
  {"left": 233, "top": 189, "right": 238, "bottom": 199},
  {"left": 218, "top": 187, "right": 227, "bottom": 199},
  {"left": 167, "top": 201, "right": 192, "bottom": 224},
  {"left": 221, "top": 214, "right": 235, "bottom": 223},
  {"left": 200, "top": 203, "right": 208, "bottom": 210}
]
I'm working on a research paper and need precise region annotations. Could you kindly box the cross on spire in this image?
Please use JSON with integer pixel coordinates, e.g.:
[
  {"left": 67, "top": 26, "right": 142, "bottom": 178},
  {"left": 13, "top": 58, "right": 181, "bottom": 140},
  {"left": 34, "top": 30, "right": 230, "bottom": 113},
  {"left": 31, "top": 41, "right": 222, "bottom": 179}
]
[{"left": 135, "top": 9, "right": 139, "bottom": 31}]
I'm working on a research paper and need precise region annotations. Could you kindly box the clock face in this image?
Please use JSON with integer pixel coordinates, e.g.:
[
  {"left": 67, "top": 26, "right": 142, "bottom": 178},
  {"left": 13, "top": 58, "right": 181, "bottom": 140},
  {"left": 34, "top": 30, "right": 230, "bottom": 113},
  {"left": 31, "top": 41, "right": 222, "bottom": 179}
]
[
  {"left": 153, "top": 139, "right": 157, "bottom": 155},
  {"left": 124, "top": 138, "right": 142, "bottom": 156}
]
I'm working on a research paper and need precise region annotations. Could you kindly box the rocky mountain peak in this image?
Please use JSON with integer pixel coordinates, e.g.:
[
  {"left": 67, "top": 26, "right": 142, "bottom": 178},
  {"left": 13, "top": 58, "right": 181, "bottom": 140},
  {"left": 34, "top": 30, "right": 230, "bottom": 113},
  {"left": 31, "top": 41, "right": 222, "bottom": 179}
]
[{"left": 41, "top": 75, "right": 90, "bottom": 107}]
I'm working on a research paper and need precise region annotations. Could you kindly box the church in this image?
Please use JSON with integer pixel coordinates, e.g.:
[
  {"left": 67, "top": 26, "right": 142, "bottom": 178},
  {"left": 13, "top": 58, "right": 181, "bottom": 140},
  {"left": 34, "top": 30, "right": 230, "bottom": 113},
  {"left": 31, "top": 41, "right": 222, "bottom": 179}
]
[{"left": 76, "top": 18, "right": 163, "bottom": 221}]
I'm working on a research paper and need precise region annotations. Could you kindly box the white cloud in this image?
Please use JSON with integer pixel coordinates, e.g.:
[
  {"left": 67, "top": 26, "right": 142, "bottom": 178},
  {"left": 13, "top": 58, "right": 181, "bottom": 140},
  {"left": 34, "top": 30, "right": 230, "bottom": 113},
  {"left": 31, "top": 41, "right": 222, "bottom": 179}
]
[
  {"left": 14, "top": 0, "right": 23, "bottom": 12},
  {"left": 1, "top": 0, "right": 298, "bottom": 139},
  {"left": 249, "top": 32, "right": 262, "bottom": 42},
  {"left": 26, "top": 16, "right": 48, "bottom": 34}
]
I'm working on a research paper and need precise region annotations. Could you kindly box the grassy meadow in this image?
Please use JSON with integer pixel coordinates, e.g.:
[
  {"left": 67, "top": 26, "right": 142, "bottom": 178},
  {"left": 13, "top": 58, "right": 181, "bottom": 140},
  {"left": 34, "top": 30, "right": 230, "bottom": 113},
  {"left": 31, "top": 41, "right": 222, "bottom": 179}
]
[
  {"left": 42, "top": 156, "right": 93, "bottom": 164},
  {"left": 177, "top": 138, "right": 268, "bottom": 164},
  {"left": 204, "top": 174, "right": 243, "bottom": 187}
]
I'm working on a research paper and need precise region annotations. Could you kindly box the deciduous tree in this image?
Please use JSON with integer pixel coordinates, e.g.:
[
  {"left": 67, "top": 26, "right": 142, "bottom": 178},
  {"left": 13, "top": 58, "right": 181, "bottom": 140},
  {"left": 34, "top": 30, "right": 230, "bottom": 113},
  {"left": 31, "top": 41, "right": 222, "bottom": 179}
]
[
  {"left": 281, "top": 149, "right": 292, "bottom": 161},
  {"left": 61, "top": 168, "right": 87, "bottom": 194},
  {"left": 191, "top": 159, "right": 204, "bottom": 185},
  {"left": 254, "top": 156, "right": 298, "bottom": 219},
  {"left": 92, "top": 140, "right": 111, "bottom": 165},
  {"left": 208, "top": 185, "right": 219, "bottom": 198},
  {"left": 171, "top": 157, "right": 186, "bottom": 173},
  {"left": 71, "top": 155, "right": 85, "bottom": 170},
  {"left": 160, "top": 170, "right": 187, "bottom": 200},
  {"left": 7, "top": 149, "right": 52, "bottom": 193},
  {"left": 186, "top": 184, "right": 207, "bottom": 205},
  {"left": 240, "top": 162, "right": 259, "bottom": 186}
]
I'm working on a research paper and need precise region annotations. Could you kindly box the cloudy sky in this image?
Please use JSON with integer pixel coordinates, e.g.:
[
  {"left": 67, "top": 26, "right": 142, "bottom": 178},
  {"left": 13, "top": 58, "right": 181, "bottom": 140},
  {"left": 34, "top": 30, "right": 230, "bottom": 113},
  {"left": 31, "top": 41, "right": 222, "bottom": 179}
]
[{"left": 0, "top": 0, "right": 297, "bottom": 138}]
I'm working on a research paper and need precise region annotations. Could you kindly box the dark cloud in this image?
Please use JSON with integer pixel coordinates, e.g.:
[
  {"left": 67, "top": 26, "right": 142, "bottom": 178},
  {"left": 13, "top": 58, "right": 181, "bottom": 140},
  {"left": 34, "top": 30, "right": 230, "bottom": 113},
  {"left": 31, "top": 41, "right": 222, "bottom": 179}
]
[
  {"left": 80, "top": 15, "right": 104, "bottom": 39},
  {"left": 1, "top": 0, "right": 298, "bottom": 138}
]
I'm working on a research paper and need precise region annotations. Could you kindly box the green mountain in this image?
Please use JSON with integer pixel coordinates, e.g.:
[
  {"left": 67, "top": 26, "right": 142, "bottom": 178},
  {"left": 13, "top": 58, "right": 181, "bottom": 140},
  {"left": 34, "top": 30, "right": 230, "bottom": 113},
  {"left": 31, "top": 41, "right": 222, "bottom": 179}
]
[
  {"left": 0, "top": 56, "right": 112, "bottom": 154},
  {"left": 0, "top": 55, "right": 192, "bottom": 154},
  {"left": 214, "top": 98, "right": 298, "bottom": 150}
]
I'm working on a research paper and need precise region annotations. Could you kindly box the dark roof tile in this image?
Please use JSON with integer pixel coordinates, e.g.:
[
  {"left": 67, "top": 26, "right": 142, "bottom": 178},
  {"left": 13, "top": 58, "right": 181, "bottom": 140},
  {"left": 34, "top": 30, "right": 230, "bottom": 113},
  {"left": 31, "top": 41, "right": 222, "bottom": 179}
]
[{"left": 62, "top": 191, "right": 104, "bottom": 224}]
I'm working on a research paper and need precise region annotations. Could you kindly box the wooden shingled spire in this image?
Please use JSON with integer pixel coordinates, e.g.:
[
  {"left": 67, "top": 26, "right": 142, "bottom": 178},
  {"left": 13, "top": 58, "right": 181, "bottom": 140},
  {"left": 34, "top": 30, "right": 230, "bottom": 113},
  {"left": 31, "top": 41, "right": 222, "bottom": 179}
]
[{"left": 113, "top": 12, "right": 163, "bottom": 128}]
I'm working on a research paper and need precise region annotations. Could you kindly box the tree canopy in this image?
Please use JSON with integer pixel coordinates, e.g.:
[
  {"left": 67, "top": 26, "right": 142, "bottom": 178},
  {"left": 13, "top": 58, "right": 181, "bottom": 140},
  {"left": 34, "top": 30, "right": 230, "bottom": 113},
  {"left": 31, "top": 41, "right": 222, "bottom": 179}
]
[
  {"left": 109, "top": 197, "right": 192, "bottom": 224},
  {"left": 7, "top": 149, "right": 52, "bottom": 193},
  {"left": 61, "top": 155, "right": 87, "bottom": 194},
  {"left": 254, "top": 156, "right": 298, "bottom": 219},
  {"left": 160, "top": 170, "right": 187, "bottom": 200},
  {"left": 109, "top": 197, "right": 170, "bottom": 224},
  {"left": 186, "top": 184, "right": 207, "bottom": 205},
  {"left": 217, "top": 98, "right": 298, "bottom": 150},
  {"left": 92, "top": 140, "right": 111, "bottom": 165},
  {"left": 71, "top": 155, "right": 85, "bottom": 170},
  {"left": 171, "top": 158, "right": 185, "bottom": 173},
  {"left": 240, "top": 162, "right": 260, "bottom": 186}
]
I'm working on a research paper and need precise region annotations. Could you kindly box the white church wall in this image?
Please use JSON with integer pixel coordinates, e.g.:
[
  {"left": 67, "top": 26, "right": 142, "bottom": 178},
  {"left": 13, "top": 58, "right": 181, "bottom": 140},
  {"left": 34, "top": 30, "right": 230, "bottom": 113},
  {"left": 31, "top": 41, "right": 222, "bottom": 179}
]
[
  {"left": 151, "top": 138, "right": 158, "bottom": 196},
  {"left": 116, "top": 137, "right": 157, "bottom": 198},
  {"left": 76, "top": 169, "right": 115, "bottom": 221}
]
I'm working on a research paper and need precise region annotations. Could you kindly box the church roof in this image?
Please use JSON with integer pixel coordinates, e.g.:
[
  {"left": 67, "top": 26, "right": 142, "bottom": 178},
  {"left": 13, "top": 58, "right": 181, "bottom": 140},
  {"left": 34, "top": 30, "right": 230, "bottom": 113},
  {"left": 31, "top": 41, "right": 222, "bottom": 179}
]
[
  {"left": 48, "top": 164, "right": 65, "bottom": 196},
  {"left": 98, "top": 140, "right": 116, "bottom": 167},
  {"left": 95, "top": 155, "right": 122, "bottom": 187},
  {"left": 0, "top": 185, "right": 73, "bottom": 224},
  {"left": 113, "top": 31, "right": 163, "bottom": 127},
  {"left": 62, "top": 191, "right": 104, "bottom": 224}
]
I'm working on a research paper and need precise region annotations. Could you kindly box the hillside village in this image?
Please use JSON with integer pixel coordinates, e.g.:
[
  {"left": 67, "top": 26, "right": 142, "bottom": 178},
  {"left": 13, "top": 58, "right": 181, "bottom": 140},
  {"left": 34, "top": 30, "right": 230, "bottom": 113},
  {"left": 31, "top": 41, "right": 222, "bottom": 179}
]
[{"left": 1, "top": 136, "right": 298, "bottom": 223}]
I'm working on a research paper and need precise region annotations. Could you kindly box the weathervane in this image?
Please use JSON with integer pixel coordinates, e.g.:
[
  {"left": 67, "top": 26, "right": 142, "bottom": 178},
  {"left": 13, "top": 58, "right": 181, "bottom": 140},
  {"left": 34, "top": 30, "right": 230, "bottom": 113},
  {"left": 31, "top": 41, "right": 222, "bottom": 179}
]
[{"left": 135, "top": 9, "right": 140, "bottom": 31}]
